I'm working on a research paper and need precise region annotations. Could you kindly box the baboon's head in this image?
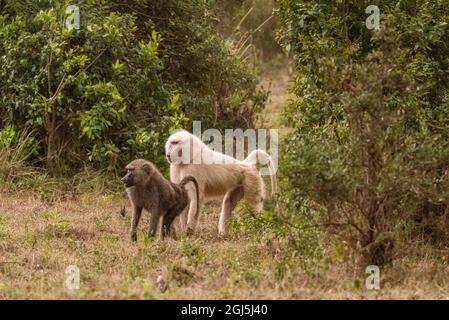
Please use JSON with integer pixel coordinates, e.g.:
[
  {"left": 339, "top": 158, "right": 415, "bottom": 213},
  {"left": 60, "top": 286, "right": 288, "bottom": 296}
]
[
  {"left": 121, "top": 159, "right": 154, "bottom": 188},
  {"left": 165, "top": 130, "right": 198, "bottom": 164},
  {"left": 165, "top": 131, "right": 187, "bottom": 163}
]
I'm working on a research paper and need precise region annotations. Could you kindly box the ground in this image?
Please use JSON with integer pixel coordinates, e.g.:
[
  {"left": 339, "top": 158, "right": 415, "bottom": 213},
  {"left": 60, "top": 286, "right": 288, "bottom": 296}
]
[
  {"left": 0, "top": 191, "right": 448, "bottom": 299},
  {"left": 257, "top": 60, "right": 294, "bottom": 136}
]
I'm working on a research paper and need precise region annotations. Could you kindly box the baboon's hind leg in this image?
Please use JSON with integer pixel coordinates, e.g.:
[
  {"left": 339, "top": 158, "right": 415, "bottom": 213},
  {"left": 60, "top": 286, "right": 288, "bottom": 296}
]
[
  {"left": 148, "top": 209, "right": 161, "bottom": 237},
  {"left": 131, "top": 206, "right": 143, "bottom": 242},
  {"left": 162, "top": 207, "right": 183, "bottom": 238},
  {"left": 218, "top": 185, "right": 244, "bottom": 237},
  {"left": 178, "top": 206, "right": 188, "bottom": 232},
  {"left": 243, "top": 177, "right": 264, "bottom": 212}
]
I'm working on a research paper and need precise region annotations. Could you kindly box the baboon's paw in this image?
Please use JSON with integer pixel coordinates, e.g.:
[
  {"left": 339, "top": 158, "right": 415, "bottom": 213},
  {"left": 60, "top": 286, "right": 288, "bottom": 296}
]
[
  {"left": 218, "top": 232, "right": 229, "bottom": 240},
  {"left": 186, "top": 227, "right": 195, "bottom": 237},
  {"left": 119, "top": 206, "right": 126, "bottom": 218}
]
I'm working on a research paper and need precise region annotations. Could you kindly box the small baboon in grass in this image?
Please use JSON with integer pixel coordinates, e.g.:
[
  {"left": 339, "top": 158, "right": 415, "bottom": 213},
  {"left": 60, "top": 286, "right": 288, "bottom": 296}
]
[{"left": 121, "top": 159, "right": 199, "bottom": 241}]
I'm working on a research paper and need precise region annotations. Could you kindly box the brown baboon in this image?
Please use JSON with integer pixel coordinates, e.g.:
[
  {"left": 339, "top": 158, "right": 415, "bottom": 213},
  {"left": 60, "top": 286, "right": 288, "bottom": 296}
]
[{"left": 121, "top": 159, "right": 199, "bottom": 241}]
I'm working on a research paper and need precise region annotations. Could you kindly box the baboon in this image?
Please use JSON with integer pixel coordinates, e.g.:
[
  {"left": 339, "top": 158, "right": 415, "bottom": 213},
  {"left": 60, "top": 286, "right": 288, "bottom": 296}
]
[
  {"left": 165, "top": 130, "right": 277, "bottom": 236},
  {"left": 121, "top": 159, "right": 199, "bottom": 241}
]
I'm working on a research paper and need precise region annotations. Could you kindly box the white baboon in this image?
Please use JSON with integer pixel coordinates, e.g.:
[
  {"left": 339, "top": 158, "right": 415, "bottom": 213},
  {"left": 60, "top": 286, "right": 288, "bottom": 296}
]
[{"left": 165, "top": 130, "right": 277, "bottom": 236}]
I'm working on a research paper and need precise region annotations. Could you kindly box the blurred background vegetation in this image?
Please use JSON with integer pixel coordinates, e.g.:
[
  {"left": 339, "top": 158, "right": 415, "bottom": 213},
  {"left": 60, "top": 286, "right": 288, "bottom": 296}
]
[{"left": 2, "top": 0, "right": 449, "bottom": 276}]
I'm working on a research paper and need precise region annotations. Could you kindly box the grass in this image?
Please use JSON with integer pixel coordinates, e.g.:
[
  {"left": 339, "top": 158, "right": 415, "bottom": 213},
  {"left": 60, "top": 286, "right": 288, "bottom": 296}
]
[{"left": 0, "top": 189, "right": 448, "bottom": 299}]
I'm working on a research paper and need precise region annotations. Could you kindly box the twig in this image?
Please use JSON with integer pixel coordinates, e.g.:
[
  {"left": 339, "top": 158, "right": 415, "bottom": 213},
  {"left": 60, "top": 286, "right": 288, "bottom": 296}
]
[
  {"left": 235, "top": 7, "right": 253, "bottom": 32},
  {"left": 252, "top": 15, "right": 274, "bottom": 34}
]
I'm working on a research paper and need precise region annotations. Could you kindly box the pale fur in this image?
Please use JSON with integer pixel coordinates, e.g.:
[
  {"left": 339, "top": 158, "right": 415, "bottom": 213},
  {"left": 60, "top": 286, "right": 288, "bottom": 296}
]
[{"left": 165, "top": 130, "right": 277, "bottom": 236}]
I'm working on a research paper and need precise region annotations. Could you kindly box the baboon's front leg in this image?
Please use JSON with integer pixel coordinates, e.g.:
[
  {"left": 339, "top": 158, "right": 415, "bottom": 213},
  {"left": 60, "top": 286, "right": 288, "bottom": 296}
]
[
  {"left": 218, "top": 186, "right": 244, "bottom": 237},
  {"left": 184, "top": 183, "right": 202, "bottom": 234},
  {"left": 186, "top": 193, "right": 203, "bottom": 234},
  {"left": 179, "top": 206, "right": 188, "bottom": 231},
  {"left": 131, "top": 206, "right": 143, "bottom": 241}
]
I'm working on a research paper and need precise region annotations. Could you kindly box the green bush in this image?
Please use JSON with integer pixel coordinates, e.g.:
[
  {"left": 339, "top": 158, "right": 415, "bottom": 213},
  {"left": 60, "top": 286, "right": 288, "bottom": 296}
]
[
  {"left": 277, "top": 0, "right": 449, "bottom": 264},
  {"left": 0, "top": 0, "right": 266, "bottom": 175}
]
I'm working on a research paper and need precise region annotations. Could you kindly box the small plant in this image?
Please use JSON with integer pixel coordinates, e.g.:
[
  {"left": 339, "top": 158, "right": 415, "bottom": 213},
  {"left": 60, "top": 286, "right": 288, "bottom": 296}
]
[
  {"left": 0, "top": 127, "right": 37, "bottom": 187},
  {"left": 180, "top": 240, "right": 206, "bottom": 266}
]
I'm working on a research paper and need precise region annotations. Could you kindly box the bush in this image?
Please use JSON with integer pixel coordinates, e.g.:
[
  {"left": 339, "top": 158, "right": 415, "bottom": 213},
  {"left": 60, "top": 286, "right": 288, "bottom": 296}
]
[
  {"left": 277, "top": 1, "right": 449, "bottom": 265},
  {"left": 0, "top": 0, "right": 266, "bottom": 175}
]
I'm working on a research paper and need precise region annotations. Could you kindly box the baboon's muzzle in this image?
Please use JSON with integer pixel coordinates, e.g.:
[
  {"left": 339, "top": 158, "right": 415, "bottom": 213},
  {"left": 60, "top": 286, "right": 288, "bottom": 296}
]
[{"left": 121, "top": 176, "right": 133, "bottom": 188}]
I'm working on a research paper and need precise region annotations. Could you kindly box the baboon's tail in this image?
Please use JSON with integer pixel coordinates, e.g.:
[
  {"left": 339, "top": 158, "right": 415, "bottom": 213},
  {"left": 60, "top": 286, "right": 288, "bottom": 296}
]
[
  {"left": 244, "top": 149, "right": 278, "bottom": 196},
  {"left": 179, "top": 175, "right": 200, "bottom": 218}
]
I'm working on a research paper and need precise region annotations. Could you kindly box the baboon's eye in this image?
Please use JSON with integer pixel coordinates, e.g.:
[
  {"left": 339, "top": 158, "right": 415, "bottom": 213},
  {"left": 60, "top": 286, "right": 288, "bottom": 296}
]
[{"left": 125, "top": 169, "right": 134, "bottom": 178}]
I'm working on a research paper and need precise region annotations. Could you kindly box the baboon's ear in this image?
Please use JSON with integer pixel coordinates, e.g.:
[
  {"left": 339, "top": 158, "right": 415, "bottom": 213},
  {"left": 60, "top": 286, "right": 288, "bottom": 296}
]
[{"left": 142, "top": 163, "right": 153, "bottom": 176}]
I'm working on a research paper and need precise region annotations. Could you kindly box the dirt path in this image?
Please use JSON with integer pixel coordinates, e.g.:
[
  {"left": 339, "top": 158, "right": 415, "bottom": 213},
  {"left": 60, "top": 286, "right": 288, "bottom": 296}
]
[{"left": 257, "top": 63, "right": 294, "bottom": 137}]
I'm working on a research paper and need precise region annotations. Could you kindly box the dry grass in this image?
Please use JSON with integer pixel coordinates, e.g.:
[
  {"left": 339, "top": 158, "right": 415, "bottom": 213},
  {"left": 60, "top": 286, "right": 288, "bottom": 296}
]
[{"left": 0, "top": 190, "right": 448, "bottom": 299}]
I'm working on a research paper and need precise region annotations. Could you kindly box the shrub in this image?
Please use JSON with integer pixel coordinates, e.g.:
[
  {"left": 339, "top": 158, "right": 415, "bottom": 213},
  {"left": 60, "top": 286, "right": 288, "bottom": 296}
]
[
  {"left": 0, "top": 0, "right": 266, "bottom": 175},
  {"left": 277, "top": 1, "right": 449, "bottom": 265}
]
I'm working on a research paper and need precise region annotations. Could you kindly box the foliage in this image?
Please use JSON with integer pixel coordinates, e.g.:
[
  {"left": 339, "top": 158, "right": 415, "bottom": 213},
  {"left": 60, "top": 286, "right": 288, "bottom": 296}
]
[
  {"left": 277, "top": 0, "right": 449, "bottom": 264},
  {"left": 0, "top": 0, "right": 266, "bottom": 175}
]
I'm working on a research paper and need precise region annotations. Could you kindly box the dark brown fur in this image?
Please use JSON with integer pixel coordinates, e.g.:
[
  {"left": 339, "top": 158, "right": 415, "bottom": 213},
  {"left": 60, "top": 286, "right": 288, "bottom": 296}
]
[{"left": 121, "top": 159, "right": 199, "bottom": 241}]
